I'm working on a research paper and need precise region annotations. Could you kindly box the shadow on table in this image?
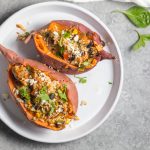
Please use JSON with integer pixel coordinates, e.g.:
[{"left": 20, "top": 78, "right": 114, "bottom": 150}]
[{"left": 0, "top": 120, "right": 85, "bottom": 146}]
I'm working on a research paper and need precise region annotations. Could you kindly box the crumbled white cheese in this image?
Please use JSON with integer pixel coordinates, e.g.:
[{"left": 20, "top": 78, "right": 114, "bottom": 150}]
[
  {"left": 48, "top": 66, "right": 53, "bottom": 69},
  {"left": 16, "top": 98, "right": 24, "bottom": 103},
  {"left": 25, "top": 79, "right": 37, "bottom": 86},
  {"left": 39, "top": 72, "right": 50, "bottom": 82},
  {"left": 31, "top": 107, "right": 35, "bottom": 111},
  {"left": 12, "top": 88, "right": 19, "bottom": 95},
  {"left": 41, "top": 100, "right": 49, "bottom": 104},
  {"left": 14, "top": 89, "right": 19, "bottom": 95},
  {"left": 67, "top": 42, "right": 81, "bottom": 57},
  {"left": 53, "top": 31, "right": 59, "bottom": 37},
  {"left": 74, "top": 35, "right": 79, "bottom": 42},
  {"left": 61, "top": 30, "right": 65, "bottom": 35},
  {"left": 56, "top": 107, "right": 63, "bottom": 113}
]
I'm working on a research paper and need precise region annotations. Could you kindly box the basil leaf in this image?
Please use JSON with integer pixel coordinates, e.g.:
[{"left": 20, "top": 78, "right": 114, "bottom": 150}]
[
  {"left": 132, "top": 31, "right": 150, "bottom": 51},
  {"left": 113, "top": 6, "right": 150, "bottom": 28}
]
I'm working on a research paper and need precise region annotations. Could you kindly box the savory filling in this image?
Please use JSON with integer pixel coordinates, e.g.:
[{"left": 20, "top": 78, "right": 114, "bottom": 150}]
[
  {"left": 11, "top": 64, "right": 74, "bottom": 129},
  {"left": 40, "top": 26, "right": 104, "bottom": 70}
]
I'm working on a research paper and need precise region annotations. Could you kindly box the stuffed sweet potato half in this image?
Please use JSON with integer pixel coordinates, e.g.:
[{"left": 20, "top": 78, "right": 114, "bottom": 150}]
[
  {"left": 33, "top": 20, "right": 115, "bottom": 74},
  {"left": 0, "top": 44, "right": 78, "bottom": 130}
]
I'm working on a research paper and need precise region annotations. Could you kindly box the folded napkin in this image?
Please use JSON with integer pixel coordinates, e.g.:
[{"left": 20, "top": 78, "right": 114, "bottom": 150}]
[{"left": 66, "top": 0, "right": 150, "bottom": 7}]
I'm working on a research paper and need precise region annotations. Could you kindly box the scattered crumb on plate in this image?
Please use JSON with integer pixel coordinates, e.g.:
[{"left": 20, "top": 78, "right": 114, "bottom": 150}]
[
  {"left": 1, "top": 93, "right": 9, "bottom": 101},
  {"left": 80, "top": 100, "right": 87, "bottom": 106},
  {"left": 36, "top": 54, "right": 40, "bottom": 58}
]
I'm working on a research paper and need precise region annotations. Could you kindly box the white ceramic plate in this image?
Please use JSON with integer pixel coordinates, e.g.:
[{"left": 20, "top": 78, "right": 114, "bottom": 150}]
[{"left": 0, "top": 1, "right": 123, "bottom": 143}]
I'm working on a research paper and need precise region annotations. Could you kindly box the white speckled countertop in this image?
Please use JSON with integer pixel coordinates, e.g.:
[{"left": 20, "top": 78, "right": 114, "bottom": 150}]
[{"left": 0, "top": 0, "right": 150, "bottom": 149}]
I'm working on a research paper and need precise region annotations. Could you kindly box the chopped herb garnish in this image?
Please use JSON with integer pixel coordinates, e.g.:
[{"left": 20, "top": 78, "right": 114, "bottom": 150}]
[
  {"left": 56, "top": 51, "right": 61, "bottom": 57},
  {"left": 108, "top": 81, "right": 113, "bottom": 85},
  {"left": 59, "top": 37, "right": 63, "bottom": 47},
  {"left": 75, "top": 76, "right": 87, "bottom": 84},
  {"left": 78, "top": 61, "right": 90, "bottom": 71},
  {"left": 63, "top": 31, "right": 71, "bottom": 38},
  {"left": 19, "top": 86, "right": 30, "bottom": 101},
  {"left": 60, "top": 47, "right": 65, "bottom": 55},
  {"left": 26, "top": 65, "right": 31, "bottom": 72},
  {"left": 83, "top": 61, "right": 90, "bottom": 66},
  {"left": 132, "top": 30, "right": 150, "bottom": 51},
  {"left": 49, "top": 101, "right": 55, "bottom": 115},
  {"left": 39, "top": 86, "right": 50, "bottom": 101},
  {"left": 58, "top": 89, "right": 67, "bottom": 102},
  {"left": 78, "top": 67, "right": 85, "bottom": 72},
  {"left": 44, "top": 32, "right": 50, "bottom": 39},
  {"left": 108, "top": 81, "right": 113, "bottom": 84},
  {"left": 63, "top": 84, "right": 67, "bottom": 92},
  {"left": 17, "top": 32, "right": 30, "bottom": 41}
]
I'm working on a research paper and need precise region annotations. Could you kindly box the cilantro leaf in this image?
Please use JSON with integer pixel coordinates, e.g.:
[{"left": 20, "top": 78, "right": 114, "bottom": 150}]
[
  {"left": 108, "top": 81, "right": 113, "bottom": 85},
  {"left": 78, "top": 61, "right": 90, "bottom": 72},
  {"left": 60, "top": 47, "right": 65, "bottom": 55},
  {"left": 59, "top": 37, "right": 63, "bottom": 47},
  {"left": 75, "top": 76, "right": 87, "bottom": 84},
  {"left": 39, "top": 86, "right": 50, "bottom": 101},
  {"left": 19, "top": 86, "right": 30, "bottom": 101},
  {"left": 82, "top": 61, "right": 90, "bottom": 66},
  {"left": 132, "top": 31, "right": 150, "bottom": 51},
  {"left": 49, "top": 101, "right": 55, "bottom": 115},
  {"left": 26, "top": 65, "right": 31, "bottom": 72},
  {"left": 63, "top": 31, "right": 71, "bottom": 38},
  {"left": 58, "top": 89, "right": 67, "bottom": 102}
]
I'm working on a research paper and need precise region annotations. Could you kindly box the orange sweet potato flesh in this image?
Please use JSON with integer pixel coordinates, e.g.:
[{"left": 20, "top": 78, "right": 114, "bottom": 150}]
[
  {"left": 34, "top": 20, "right": 115, "bottom": 74},
  {"left": 0, "top": 44, "right": 78, "bottom": 130}
]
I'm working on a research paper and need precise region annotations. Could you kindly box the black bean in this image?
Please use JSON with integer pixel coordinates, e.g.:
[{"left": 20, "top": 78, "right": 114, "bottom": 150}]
[
  {"left": 101, "top": 40, "right": 105, "bottom": 47},
  {"left": 44, "top": 32, "right": 50, "bottom": 38},
  {"left": 69, "top": 54, "right": 75, "bottom": 61},
  {"left": 87, "top": 41, "right": 94, "bottom": 48},
  {"left": 81, "top": 51, "right": 85, "bottom": 56},
  {"left": 49, "top": 93, "right": 55, "bottom": 100},
  {"left": 88, "top": 48, "right": 93, "bottom": 55}
]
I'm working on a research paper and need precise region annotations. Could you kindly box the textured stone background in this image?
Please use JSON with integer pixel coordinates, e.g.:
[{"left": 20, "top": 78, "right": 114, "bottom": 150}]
[{"left": 0, "top": 0, "right": 150, "bottom": 150}]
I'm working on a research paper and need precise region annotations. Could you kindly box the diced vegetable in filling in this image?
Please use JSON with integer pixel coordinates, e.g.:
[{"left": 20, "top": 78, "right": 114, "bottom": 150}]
[
  {"left": 11, "top": 64, "right": 74, "bottom": 128},
  {"left": 40, "top": 27, "right": 104, "bottom": 70}
]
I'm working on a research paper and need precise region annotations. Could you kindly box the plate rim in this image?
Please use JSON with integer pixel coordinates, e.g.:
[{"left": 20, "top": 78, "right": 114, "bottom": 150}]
[{"left": 0, "top": 1, "right": 123, "bottom": 143}]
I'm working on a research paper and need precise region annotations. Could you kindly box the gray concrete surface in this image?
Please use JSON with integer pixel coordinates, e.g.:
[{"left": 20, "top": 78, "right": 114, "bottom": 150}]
[{"left": 0, "top": 0, "right": 150, "bottom": 150}]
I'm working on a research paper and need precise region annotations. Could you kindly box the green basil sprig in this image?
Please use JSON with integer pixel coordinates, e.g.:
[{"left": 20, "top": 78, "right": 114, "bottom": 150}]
[
  {"left": 113, "top": 6, "right": 150, "bottom": 28},
  {"left": 132, "top": 30, "right": 150, "bottom": 51}
]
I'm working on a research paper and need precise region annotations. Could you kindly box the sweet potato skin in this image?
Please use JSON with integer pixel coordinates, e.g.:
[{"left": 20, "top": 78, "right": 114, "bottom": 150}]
[
  {"left": 34, "top": 20, "right": 115, "bottom": 74},
  {"left": 0, "top": 44, "right": 78, "bottom": 130}
]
